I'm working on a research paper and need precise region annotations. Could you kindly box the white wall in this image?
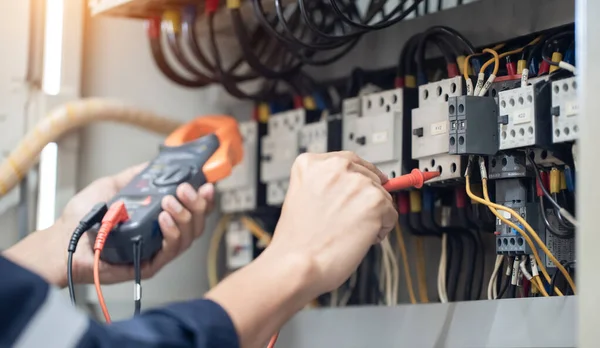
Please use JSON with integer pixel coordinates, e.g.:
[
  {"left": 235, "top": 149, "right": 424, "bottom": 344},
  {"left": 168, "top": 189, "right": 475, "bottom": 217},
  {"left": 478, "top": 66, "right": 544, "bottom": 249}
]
[{"left": 0, "top": 0, "right": 32, "bottom": 249}]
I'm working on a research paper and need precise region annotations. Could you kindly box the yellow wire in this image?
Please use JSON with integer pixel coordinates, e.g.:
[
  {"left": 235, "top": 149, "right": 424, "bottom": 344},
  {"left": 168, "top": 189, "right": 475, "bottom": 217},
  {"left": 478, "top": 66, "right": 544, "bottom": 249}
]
[
  {"left": 415, "top": 237, "right": 429, "bottom": 303},
  {"left": 462, "top": 43, "right": 507, "bottom": 83},
  {"left": 467, "top": 177, "right": 563, "bottom": 296},
  {"left": 481, "top": 37, "right": 543, "bottom": 75},
  {"left": 463, "top": 54, "right": 474, "bottom": 83},
  {"left": 465, "top": 177, "right": 565, "bottom": 296},
  {"left": 395, "top": 222, "right": 417, "bottom": 304},
  {"left": 240, "top": 216, "right": 273, "bottom": 245},
  {"left": 479, "top": 48, "right": 500, "bottom": 75},
  {"left": 207, "top": 214, "right": 232, "bottom": 289},
  {"left": 481, "top": 179, "right": 575, "bottom": 293},
  {"left": 468, "top": 176, "right": 574, "bottom": 294}
]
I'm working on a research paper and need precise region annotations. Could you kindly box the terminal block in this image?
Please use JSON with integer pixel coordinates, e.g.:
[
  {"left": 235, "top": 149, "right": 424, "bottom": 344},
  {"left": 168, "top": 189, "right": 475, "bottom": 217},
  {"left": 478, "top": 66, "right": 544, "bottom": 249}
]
[
  {"left": 261, "top": 109, "right": 320, "bottom": 206},
  {"left": 342, "top": 89, "right": 404, "bottom": 179},
  {"left": 448, "top": 96, "right": 499, "bottom": 155},
  {"left": 494, "top": 179, "right": 540, "bottom": 255},
  {"left": 541, "top": 208, "right": 576, "bottom": 269},
  {"left": 551, "top": 76, "right": 579, "bottom": 143},
  {"left": 498, "top": 81, "right": 552, "bottom": 150},
  {"left": 411, "top": 77, "right": 465, "bottom": 183},
  {"left": 217, "top": 121, "right": 259, "bottom": 213},
  {"left": 488, "top": 152, "right": 530, "bottom": 180}
]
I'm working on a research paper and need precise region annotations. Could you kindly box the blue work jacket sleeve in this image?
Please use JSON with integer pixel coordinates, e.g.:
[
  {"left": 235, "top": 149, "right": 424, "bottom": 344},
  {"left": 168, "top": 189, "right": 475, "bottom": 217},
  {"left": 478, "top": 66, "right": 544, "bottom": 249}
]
[{"left": 0, "top": 256, "right": 239, "bottom": 348}]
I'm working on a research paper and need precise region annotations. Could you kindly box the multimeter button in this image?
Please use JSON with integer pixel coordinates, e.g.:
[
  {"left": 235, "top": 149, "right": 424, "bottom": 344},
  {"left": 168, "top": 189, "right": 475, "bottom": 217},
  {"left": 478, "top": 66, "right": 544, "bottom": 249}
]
[{"left": 153, "top": 166, "right": 192, "bottom": 186}]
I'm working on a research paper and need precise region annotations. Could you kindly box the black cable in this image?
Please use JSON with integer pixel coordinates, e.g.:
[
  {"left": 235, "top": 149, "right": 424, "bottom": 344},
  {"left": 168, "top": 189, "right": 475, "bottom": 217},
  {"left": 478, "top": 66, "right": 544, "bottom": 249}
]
[
  {"left": 133, "top": 238, "right": 143, "bottom": 316},
  {"left": 552, "top": 192, "right": 575, "bottom": 229},
  {"left": 437, "top": 0, "right": 443, "bottom": 11},
  {"left": 327, "top": 0, "right": 419, "bottom": 32},
  {"left": 539, "top": 198, "right": 575, "bottom": 239},
  {"left": 67, "top": 252, "right": 76, "bottom": 305},
  {"left": 541, "top": 31, "right": 574, "bottom": 67},
  {"left": 497, "top": 268, "right": 511, "bottom": 299},
  {"left": 509, "top": 284, "right": 517, "bottom": 298},
  {"left": 230, "top": 8, "right": 302, "bottom": 78},
  {"left": 67, "top": 203, "right": 108, "bottom": 306}
]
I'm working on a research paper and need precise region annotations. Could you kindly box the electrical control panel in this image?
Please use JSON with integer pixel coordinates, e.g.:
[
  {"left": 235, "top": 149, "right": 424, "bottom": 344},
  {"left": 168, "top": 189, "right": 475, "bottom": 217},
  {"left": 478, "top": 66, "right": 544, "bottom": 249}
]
[
  {"left": 225, "top": 219, "right": 254, "bottom": 270},
  {"left": 261, "top": 109, "right": 307, "bottom": 206},
  {"left": 498, "top": 82, "right": 552, "bottom": 150},
  {"left": 448, "top": 96, "right": 499, "bottom": 155},
  {"left": 551, "top": 76, "right": 579, "bottom": 143},
  {"left": 217, "top": 121, "right": 258, "bottom": 213},
  {"left": 411, "top": 77, "right": 464, "bottom": 182},
  {"left": 342, "top": 89, "right": 404, "bottom": 179},
  {"left": 494, "top": 179, "right": 539, "bottom": 255}
]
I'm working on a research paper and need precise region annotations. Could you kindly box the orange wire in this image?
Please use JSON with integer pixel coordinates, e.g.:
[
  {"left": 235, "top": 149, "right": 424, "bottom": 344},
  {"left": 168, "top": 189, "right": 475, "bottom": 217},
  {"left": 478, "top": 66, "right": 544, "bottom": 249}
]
[
  {"left": 267, "top": 333, "right": 279, "bottom": 348},
  {"left": 94, "top": 249, "right": 112, "bottom": 323}
]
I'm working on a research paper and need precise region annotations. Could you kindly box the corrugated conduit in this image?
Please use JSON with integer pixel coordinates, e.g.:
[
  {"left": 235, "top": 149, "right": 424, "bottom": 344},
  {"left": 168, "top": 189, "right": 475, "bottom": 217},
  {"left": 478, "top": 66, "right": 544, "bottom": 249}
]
[{"left": 0, "top": 98, "right": 183, "bottom": 197}]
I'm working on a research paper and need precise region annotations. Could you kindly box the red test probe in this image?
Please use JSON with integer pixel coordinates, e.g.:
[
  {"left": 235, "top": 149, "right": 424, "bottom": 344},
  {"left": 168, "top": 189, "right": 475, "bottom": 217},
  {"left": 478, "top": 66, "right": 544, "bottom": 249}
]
[{"left": 382, "top": 169, "right": 440, "bottom": 192}]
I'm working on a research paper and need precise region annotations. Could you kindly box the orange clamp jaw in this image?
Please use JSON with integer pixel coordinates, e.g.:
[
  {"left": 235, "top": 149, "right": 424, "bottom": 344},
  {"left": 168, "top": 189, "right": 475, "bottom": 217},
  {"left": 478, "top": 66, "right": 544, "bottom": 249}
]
[
  {"left": 383, "top": 169, "right": 440, "bottom": 192},
  {"left": 164, "top": 115, "right": 243, "bottom": 183}
]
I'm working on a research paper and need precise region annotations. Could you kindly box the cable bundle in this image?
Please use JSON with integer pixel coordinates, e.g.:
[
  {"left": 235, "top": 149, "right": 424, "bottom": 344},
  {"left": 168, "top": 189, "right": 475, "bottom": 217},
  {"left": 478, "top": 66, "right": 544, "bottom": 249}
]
[{"left": 148, "top": 0, "right": 430, "bottom": 100}]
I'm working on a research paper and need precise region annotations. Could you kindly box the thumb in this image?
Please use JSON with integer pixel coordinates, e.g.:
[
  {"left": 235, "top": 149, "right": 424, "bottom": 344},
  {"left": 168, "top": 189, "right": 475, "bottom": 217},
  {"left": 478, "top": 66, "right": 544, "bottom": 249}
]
[{"left": 112, "top": 162, "right": 149, "bottom": 190}]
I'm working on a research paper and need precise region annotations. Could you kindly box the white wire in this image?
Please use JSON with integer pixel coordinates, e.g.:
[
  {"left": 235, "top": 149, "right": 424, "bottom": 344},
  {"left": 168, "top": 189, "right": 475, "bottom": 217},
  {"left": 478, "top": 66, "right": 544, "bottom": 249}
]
[
  {"left": 558, "top": 61, "right": 577, "bottom": 74},
  {"left": 380, "top": 241, "right": 393, "bottom": 306},
  {"left": 339, "top": 272, "right": 358, "bottom": 307},
  {"left": 437, "top": 234, "right": 449, "bottom": 303},
  {"left": 487, "top": 255, "right": 504, "bottom": 300},
  {"left": 381, "top": 238, "right": 399, "bottom": 305}
]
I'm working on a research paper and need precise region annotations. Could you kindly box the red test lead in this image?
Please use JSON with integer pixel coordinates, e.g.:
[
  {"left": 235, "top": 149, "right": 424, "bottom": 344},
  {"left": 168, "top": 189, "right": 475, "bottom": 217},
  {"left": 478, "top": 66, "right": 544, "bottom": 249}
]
[{"left": 382, "top": 169, "right": 440, "bottom": 192}]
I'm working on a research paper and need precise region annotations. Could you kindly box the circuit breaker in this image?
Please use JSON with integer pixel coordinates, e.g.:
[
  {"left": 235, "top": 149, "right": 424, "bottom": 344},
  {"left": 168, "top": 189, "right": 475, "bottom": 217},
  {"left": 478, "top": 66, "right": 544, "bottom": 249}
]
[
  {"left": 299, "top": 115, "right": 342, "bottom": 155},
  {"left": 217, "top": 121, "right": 258, "bottom": 213},
  {"left": 498, "top": 81, "right": 552, "bottom": 150},
  {"left": 225, "top": 219, "right": 254, "bottom": 270},
  {"left": 551, "top": 76, "right": 578, "bottom": 143},
  {"left": 411, "top": 77, "right": 464, "bottom": 182},
  {"left": 261, "top": 109, "right": 306, "bottom": 206},
  {"left": 488, "top": 152, "right": 529, "bottom": 180},
  {"left": 342, "top": 89, "right": 404, "bottom": 179},
  {"left": 448, "top": 95, "right": 498, "bottom": 155}
]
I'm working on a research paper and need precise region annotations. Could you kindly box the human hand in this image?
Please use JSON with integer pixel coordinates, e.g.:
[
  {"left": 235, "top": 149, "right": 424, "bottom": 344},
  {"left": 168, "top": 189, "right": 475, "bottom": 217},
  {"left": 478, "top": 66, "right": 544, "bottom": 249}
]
[
  {"left": 266, "top": 151, "right": 398, "bottom": 296},
  {"left": 3, "top": 163, "right": 215, "bottom": 288}
]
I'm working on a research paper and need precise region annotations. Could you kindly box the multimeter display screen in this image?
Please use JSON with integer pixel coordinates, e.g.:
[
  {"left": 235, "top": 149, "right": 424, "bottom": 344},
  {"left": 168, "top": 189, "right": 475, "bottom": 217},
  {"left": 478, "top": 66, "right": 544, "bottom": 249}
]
[{"left": 120, "top": 196, "right": 153, "bottom": 211}]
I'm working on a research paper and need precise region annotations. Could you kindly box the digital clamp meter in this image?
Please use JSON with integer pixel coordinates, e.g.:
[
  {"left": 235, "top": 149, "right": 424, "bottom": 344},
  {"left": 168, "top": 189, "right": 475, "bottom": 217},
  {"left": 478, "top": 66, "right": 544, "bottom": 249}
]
[{"left": 89, "top": 115, "right": 243, "bottom": 264}]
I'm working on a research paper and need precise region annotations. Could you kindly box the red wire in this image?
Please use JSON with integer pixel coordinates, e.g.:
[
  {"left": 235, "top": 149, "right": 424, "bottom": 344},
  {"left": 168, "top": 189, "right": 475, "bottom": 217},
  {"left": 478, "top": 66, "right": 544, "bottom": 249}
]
[
  {"left": 267, "top": 332, "right": 279, "bottom": 348},
  {"left": 94, "top": 250, "right": 111, "bottom": 323}
]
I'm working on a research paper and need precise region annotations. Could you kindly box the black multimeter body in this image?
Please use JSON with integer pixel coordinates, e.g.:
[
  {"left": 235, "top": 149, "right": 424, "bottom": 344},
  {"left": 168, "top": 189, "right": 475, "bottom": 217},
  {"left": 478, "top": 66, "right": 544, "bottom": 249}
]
[{"left": 88, "top": 134, "right": 220, "bottom": 264}]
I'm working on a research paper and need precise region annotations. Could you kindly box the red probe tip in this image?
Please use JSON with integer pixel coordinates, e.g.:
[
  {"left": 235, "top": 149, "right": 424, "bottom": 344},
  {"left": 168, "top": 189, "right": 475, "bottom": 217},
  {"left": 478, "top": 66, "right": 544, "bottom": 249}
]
[{"left": 382, "top": 169, "right": 440, "bottom": 192}]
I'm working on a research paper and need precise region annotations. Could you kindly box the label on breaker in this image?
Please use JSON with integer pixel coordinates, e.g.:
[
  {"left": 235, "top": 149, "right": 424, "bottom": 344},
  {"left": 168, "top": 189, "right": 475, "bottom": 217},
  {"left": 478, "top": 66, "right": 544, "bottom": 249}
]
[
  {"left": 430, "top": 121, "right": 448, "bottom": 135},
  {"left": 512, "top": 109, "right": 532, "bottom": 125},
  {"left": 565, "top": 102, "right": 578, "bottom": 117},
  {"left": 544, "top": 209, "right": 575, "bottom": 268},
  {"left": 225, "top": 226, "right": 254, "bottom": 270},
  {"left": 372, "top": 131, "right": 388, "bottom": 144}
]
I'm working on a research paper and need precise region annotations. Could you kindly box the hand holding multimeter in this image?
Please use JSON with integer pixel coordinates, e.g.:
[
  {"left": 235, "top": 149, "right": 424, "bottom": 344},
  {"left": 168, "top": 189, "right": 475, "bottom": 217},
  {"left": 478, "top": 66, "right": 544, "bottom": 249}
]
[{"left": 88, "top": 115, "right": 243, "bottom": 265}]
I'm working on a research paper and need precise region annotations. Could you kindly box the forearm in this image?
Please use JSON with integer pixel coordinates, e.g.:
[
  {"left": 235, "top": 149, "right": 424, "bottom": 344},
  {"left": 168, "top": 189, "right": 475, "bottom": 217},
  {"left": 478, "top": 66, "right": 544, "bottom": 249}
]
[
  {"left": 206, "top": 249, "right": 317, "bottom": 348},
  {"left": 2, "top": 220, "right": 68, "bottom": 288}
]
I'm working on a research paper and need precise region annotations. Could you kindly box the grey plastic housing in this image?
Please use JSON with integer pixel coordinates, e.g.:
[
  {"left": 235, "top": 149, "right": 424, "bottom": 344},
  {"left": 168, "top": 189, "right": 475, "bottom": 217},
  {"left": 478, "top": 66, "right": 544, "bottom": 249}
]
[
  {"left": 448, "top": 96, "right": 499, "bottom": 155},
  {"left": 494, "top": 178, "right": 540, "bottom": 255}
]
